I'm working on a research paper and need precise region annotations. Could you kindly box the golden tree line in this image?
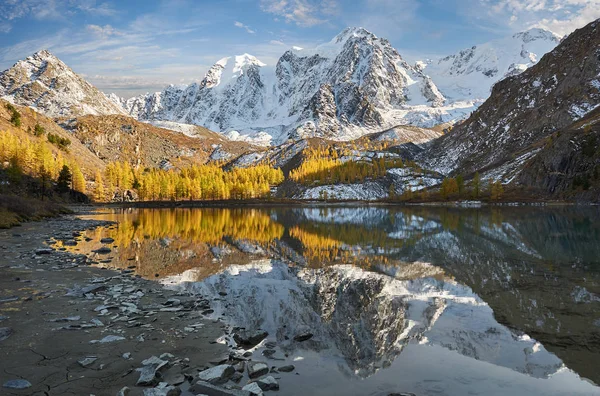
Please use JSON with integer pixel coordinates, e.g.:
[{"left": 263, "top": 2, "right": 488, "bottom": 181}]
[
  {"left": 290, "top": 146, "right": 421, "bottom": 186},
  {"left": 93, "top": 162, "right": 284, "bottom": 202},
  {"left": 0, "top": 130, "right": 85, "bottom": 192}
]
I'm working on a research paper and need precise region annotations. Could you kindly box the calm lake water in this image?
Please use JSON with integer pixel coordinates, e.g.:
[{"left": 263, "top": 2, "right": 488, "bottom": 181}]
[{"left": 73, "top": 205, "right": 600, "bottom": 396}]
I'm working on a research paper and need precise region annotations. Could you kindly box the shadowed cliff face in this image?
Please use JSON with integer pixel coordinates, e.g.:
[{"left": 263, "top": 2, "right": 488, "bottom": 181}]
[{"left": 74, "top": 206, "right": 600, "bottom": 388}]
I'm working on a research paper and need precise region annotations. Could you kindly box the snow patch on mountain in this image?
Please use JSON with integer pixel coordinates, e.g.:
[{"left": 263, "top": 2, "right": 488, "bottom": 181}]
[{"left": 423, "top": 28, "right": 561, "bottom": 101}]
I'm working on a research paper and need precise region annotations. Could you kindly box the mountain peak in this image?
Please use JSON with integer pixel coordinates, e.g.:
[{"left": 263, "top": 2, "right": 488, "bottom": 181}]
[
  {"left": 29, "top": 49, "right": 61, "bottom": 63},
  {"left": 513, "top": 28, "right": 561, "bottom": 43},
  {"left": 0, "top": 49, "right": 125, "bottom": 117},
  {"left": 333, "top": 27, "right": 376, "bottom": 43}
]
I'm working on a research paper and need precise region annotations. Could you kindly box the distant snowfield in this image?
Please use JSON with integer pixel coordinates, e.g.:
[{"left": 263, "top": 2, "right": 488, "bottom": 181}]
[{"left": 162, "top": 259, "right": 597, "bottom": 396}]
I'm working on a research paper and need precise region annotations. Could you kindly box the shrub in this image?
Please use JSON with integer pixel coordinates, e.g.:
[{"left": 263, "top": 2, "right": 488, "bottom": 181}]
[{"left": 47, "top": 133, "right": 71, "bottom": 150}]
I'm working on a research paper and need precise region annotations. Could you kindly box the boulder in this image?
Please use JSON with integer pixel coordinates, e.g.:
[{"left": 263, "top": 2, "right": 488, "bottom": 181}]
[
  {"left": 256, "top": 376, "right": 279, "bottom": 391},
  {"left": 278, "top": 365, "right": 295, "bottom": 372},
  {"left": 142, "top": 383, "right": 181, "bottom": 396},
  {"left": 247, "top": 361, "right": 269, "bottom": 379},
  {"left": 233, "top": 329, "right": 268, "bottom": 346},
  {"left": 197, "top": 364, "right": 235, "bottom": 384},
  {"left": 136, "top": 356, "right": 169, "bottom": 386},
  {"left": 242, "top": 382, "right": 264, "bottom": 396},
  {"left": 190, "top": 380, "right": 251, "bottom": 396}
]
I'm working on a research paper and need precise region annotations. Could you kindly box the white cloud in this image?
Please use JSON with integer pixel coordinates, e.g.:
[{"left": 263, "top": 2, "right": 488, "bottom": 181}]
[
  {"left": 234, "top": 21, "right": 256, "bottom": 34},
  {"left": 86, "top": 24, "right": 121, "bottom": 38},
  {"left": 482, "top": 0, "right": 600, "bottom": 35},
  {"left": 75, "top": 1, "right": 117, "bottom": 16},
  {"left": 260, "top": 0, "right": 339, "bottom": 27},
  {"left": 0, "top": 0, "right": 117, "bottom": 33}
]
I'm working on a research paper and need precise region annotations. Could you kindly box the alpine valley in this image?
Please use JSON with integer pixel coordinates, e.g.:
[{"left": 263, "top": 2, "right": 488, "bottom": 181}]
[{"left": 1, "top": 19, "right": 599, "bottom": 203}]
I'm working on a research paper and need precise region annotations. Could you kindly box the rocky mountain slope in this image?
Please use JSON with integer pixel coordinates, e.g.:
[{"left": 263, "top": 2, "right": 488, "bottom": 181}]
[
  {"left": 419, "top": 18, "right": 600, "bottom": 183},
  {"left": 0, "top": 50, "right": 124, "bottom": 118},
  {"left": 514, "top": 108, "right": 600, "bottom": 201}
]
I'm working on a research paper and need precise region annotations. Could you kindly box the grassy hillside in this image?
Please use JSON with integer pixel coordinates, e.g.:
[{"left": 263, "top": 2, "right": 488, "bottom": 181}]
[{"left": 61, "top": 115, "right": 254, "bottom": 169}]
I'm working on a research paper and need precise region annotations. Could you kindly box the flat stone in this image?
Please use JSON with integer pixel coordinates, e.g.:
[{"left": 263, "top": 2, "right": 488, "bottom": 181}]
[
  {"left": 3, "top": 379, "right": 32, "bottom": 389},
  {"left": 233, "top": 329, "right": 268, "bottom": 346},
  {"left": 256, "top": 376, "right": 279, "bottom": 391},
  {"left": 242, "top": 382, "right": 264, "bottom": 396},
  {"left": 190, "top": 380, "right": 251, "bottom": 396},
  {"left": 167, "top": 373, "right": 185, "bottom": 386},
  {"left": 0, "top": 296, "right": 19, "bottom": 304},
  {"left": 100, "top": 238, "right": 115, "bottom": 244},
  {"left": 197, "top": 364, "right": 235, "bottom": 384},
  {"left": 35, "top": 248, "right": 53, "bottom": 255},
  {"left": 137, "top": 357, "right": 169, "bottom": 386},
  {"left": 50, "top": 316, "right": 81, "bottom": 322},
  {"left": 93, "top": 247, "right": 112, "bottom": 254},
  {"left": 277, "top": 365, "right": 295, "bottom": 372},
  {"left": 90, "top": 335, "right": 125, "bottom": 344},
  {"left": 78, "top": 356, "right": 97, "bottom": 367},
  {"left": 247, "top": 361, "right": 269, "bottom": 379},
  {"left": 142, "top": 383, "right": 181, "bottom": 396},
  {"left": 0, "top": 327, "right": 13, "bottom": 341}
]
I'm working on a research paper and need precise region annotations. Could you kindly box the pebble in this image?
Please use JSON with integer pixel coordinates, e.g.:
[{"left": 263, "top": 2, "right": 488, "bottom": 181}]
[
  {"left": 0, "top": 327, "right": 13, "bottom": 341},
  {"left": 78, "top": 356, "right": 98, "bottom": 367},
  {"left": 3, "top": 379, "right": 32, "bottom": 389}
]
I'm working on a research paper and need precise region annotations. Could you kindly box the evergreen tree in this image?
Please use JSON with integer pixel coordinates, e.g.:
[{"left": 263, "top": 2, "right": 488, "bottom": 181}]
[
  {"left": 39, "top": 165, "right": 52, "bottom": 201},
  {"left": 56, "top": 165, "right": 72, "bottom": 193}
]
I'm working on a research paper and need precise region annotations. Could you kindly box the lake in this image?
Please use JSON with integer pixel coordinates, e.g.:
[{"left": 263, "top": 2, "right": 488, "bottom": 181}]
[{"left": 70, "top": 205, "right": 600, "bottom": 395}]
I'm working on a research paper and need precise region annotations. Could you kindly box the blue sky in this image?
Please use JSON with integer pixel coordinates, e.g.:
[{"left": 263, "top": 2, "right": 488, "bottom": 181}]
[{"left": 0, "top": 0, "right": 598, "bottom": 97}]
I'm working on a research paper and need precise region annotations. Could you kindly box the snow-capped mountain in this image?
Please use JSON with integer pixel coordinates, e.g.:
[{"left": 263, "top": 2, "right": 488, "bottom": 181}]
[
  {"left": 0, "top": 50, "right": 125, "bottom": 117},
  {"left": 0, "top": 27, "right": 561, "bottom": 147},
  {"left": 422, "top": 28, "right": 561, "bottom": 101},
  {"left": 420, "top": 19, "right": 600, "bottom": 178},
  {"left": 114, "top": 28, "right": 476, "bottom": 145}
]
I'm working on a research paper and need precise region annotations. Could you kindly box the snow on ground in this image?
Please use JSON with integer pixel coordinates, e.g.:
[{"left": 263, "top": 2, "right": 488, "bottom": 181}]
[
  {"left": 482, "top": 149, "right": 541, "bottom": 183},
  {"left": 148, "top": 120, "right": 218, "bottom": 138},
  {"left": 295, "top": 182, "right": 387, "bottom": 201},
  {"left": 387, "top": 168, "right": 441, "bottom": 193}
]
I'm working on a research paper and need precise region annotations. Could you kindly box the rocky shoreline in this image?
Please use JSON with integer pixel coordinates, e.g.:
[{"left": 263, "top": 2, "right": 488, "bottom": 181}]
[{"left": 0, "top": 213, "right": 298, "bottom": 396}]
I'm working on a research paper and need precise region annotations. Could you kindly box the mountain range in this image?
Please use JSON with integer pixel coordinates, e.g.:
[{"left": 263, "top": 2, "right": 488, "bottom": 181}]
[
  {"left": 1, "top": 19, "right": 599, "bottom": 202},
  {"left": 0, "top": 26, "right": 560, "bottom": 146}
]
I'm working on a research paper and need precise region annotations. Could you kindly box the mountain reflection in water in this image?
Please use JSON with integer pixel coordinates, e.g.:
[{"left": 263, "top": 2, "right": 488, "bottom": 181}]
[{"left": 71, "top": 206, "right": 600, "bottom": 395}]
